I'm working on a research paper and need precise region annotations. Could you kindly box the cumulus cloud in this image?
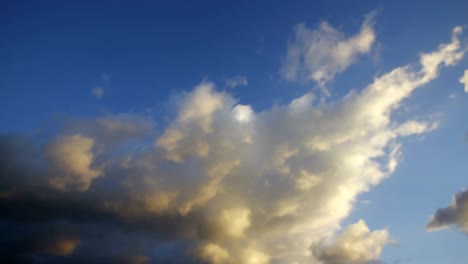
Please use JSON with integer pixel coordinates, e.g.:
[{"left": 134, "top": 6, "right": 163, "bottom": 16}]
[
  {"left": 0, "top": 26, "right": 465, "bottom": 263},
  {"left": 311, "top": 220, "right": 392, "bottom": 264},
  {"left": 460, "top": 70, "right": 468, "bottom": 93},
  {"left": 426, "top": 189, "right": 468, "bottom": 233},
  {"left": 281, "top": 12, "right": 376, "bottom": 88},
  {"left": 226, "top": 76, "right": 248, "bottom": 88}
]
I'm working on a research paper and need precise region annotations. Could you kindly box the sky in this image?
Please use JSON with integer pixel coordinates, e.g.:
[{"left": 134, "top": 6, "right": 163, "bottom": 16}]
[{"left": 1, "top": 1, "right": 468, "bottom": 264}]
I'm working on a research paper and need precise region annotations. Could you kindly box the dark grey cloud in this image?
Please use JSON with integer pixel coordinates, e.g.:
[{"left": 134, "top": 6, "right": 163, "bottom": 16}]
[
  {"left": 0, "top": 131, "right": 248, "bottom": 263},
  {"left": 426, "top": 189, "right": 468, "bottom": 233}
]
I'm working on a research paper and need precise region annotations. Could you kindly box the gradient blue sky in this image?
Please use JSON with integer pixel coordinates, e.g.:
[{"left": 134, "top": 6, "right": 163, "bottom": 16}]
[{"left": 2, "top": 1, "right": 468, "bottom": 263}]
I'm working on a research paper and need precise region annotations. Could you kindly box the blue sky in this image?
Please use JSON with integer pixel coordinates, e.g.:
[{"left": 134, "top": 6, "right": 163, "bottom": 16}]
[{"left": 1, "top": 1, "right": 468, "bottom": 263}]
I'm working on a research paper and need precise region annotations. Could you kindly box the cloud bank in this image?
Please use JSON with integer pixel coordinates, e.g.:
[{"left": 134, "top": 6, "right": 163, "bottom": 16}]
[
  {"left": 0, "top": 25, "right": 465, "bottom": 263},
  {"left": 426, "top": 189, "right": 468, "bottom": 233}
]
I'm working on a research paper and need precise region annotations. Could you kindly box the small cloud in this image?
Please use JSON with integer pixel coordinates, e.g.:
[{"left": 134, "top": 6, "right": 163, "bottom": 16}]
[
  {"left": 225, "top": 76, "right": 248, "bottom": 88},
  {"left": 281, "top": 11, "right": 377, "bottom": 88},
  {"left": 426, "top": 188, "right": 468, "bottom": 233},
  {"left": 449, "top": 93, "right": 457, "bottom": 99},
  {"left": 91, "top": 87, "right": 105, "bottom": 99},
  {"left": 460, "top": 69, "right": 468, "bottom": 93}
]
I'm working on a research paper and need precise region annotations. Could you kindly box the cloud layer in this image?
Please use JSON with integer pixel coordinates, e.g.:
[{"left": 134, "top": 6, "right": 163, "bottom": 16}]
[
  {"left": 427, "top": 189, "right": 468, "bottom": 233},
  {"left": 0, "top": 25, "right": 465, "bottom": 263}
]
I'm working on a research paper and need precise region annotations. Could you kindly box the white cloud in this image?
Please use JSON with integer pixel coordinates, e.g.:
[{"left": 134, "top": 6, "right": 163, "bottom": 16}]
[
  {"left": 426, "top": 189, "right": 468, "bottom": 233},
  {"left": 47, "top": 134, "right": 102, "bottom": 191},
  {"left": 311, "top": 220, "right": 392, "bottom": 264},
  {"left": 281, "top": 12, "right": 376, "bottom": 89},
  {"left": 91, "top": 86, "right": 105, "bottom": 99},
  {"left": 226, "top": 76, "right": 248, "bottom": 88},
  {"left": 460, "top": 69, "right": 468, "bottom": 93}
]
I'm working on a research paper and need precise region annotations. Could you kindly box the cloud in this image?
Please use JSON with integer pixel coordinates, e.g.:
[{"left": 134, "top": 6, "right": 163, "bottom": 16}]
[
  {"left": 311, "top": 220, "right": 392, "bottom": 264},
  {"left": 47, "top": 134, "right": 102, "bottom": 191},
  {"left": 460, "top": 70, "right": 468, "bottom": 93},
  {"left": 91, "top": 86, "right": 105, "bottom": 99},
  {"left": 0, "top": 221, "right": 81, "bottom": 262},
  {"left": 0, "top": 26, "right": 465, "bottom": 263},
  {"left": 281, "top": 12, "right": 376, "bottom": 88},
  {"left": 196, "top": 243, "right": 231, "bottom": 264},
  {"left": 226, "top": 76, "right": 248, "bottom": 88},
  {"left": 426, "top": 189, "right": 468, "bottom": 233}
]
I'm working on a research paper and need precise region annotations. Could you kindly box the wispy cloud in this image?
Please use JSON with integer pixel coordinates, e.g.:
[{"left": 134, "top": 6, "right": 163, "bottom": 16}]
[
  {"left": 225, "top": 76, "right": 248, "bottom": 88},
  {"left": 281, "top": 11, "right": 376, "bottom": 91}
]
